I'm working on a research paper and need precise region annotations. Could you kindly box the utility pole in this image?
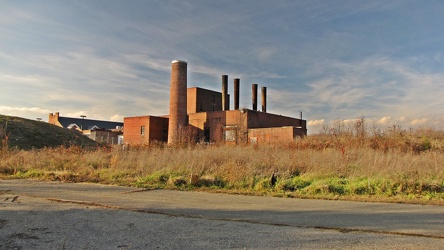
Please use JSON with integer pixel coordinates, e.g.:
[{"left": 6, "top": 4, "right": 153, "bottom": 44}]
[{"left": 80, "top": 115, "right": 86, "bottom": 133}]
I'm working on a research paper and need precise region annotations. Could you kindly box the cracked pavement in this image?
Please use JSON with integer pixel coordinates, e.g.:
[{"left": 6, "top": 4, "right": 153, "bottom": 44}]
[{"left": 1, "top": 179, "right": 443, "bottom": 249}]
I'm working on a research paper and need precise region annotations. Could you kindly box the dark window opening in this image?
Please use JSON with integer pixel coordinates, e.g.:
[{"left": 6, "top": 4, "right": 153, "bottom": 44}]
[{"left": 204, "top": 127, "right": 210, "bottom": 142}]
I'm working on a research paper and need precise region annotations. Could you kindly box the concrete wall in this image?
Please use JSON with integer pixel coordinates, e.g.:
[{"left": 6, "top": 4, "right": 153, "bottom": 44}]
[{"left": 89, "top": 130, "right": 121, "bottom": 145}]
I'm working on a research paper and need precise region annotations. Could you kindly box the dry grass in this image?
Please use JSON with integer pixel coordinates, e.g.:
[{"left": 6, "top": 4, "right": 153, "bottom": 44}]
[{"left": 1, "top": 126, "right": 443, "bottom": 204}]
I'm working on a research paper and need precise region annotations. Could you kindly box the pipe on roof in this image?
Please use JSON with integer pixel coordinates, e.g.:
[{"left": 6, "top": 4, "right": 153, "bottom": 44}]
[
  {"left": 261, "top": 86, "right": 267, "bottom": 113},
  {"left": 222, "top": 75, "right": 229, "bottom": 111},
  {"left": 234, "top": 78, "right": 240, "bottom": 110},
  {"left": 252, "top": 84, "right": 258, "bottom": 111}
]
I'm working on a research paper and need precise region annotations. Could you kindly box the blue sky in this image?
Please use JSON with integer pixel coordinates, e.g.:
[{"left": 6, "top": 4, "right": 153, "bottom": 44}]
[{"left": 1, "top": 0, "right": 443, "bottom": 133}]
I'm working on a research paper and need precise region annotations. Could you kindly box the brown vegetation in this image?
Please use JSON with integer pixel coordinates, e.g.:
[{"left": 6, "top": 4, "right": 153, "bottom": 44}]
[{"left": 1, "top": 119, "right": 443, "bottom": 205}]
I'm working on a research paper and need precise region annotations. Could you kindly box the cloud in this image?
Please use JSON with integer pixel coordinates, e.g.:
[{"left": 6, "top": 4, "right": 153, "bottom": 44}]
[
  {"left": 110, "top": 114, "right": 125, "bottom": 122},
  {"left": 2, "top": 1, "right": 444, "bottom": 135},
  {"left": 409, "top": 118, "right": 429, "bottom": 126},
  {"left": 0, "top": 106, "right": 52, "bottom": 121},
  {"left": 1, "top": 46, "right": 174, "bottom": 120},
  {"left": 308, "top": 119, "right": 325, "bottom": 126},
  {"left": 255, "top": 47, "right": 278, "bottom": 62},
  {"left": 0, "top": 106, "right": 51, "bottom": 114},
  {"left": 377, "top": 116, "right": 392, "bottom": 125},
  {"left": 303, "top": 56, "right": 444, "bottom": 124},
  {"left": 306, "top": 119, "right": 325, "bottom": 135}
]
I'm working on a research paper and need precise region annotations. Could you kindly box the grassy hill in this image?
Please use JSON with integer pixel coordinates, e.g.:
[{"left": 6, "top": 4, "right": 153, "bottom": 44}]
[{"left": 0, "top": 114, "right": 98, "bottom": 150}]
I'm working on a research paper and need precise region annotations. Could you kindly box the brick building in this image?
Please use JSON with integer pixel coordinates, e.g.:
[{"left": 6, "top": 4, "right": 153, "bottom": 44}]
[
  {"left": 123, "top": 60, "right": 307, "bottom": 146},
  {"left": 123, "top": 116, "right": 168, "bottom": 145}
]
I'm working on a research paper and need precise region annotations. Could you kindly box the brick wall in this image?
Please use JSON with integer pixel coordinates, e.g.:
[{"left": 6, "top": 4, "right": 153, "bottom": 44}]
[
  {"left": 124, "top": 116, "right": 169, "bottom": 145},
  {"left": 123, "top": 116, "right": 168, "bottom": 145},
  {"left": 187, "top": 87, "right": 227, "bottom": 114},
  {"left": 48, "top": 112, "right": 62, "bottom": 127},
  {"left": 246, "top": 110, "right": 306, "bottom": 130},
  {"left": 148, "top": 116, "right": 169, "bottom": 143},
  {"left": 188, "top": 109, "right": 307, "bottom": 144},
  {"left": 123, "top": 116, "right": 150, "bottom": 145},
  {"left": 248, "top": 126, "right": 303, "bottom": 145},
  {"left": 188, "top": 110, "right": 247, "bottom": 143}
]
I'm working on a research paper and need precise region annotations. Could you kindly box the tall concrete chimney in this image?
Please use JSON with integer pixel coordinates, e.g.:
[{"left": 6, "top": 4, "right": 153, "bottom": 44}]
[
  {"left": 168, "top": 60, "right": 187, "bottom": 144},
  {"left": 222, "top": 75, "right": 229, "bottom": 111},
  {"left": 261, "top": 86, "right": 267, "bottom": 113},
  {"left": 252, "top": 84, "right": 258, "bottom": 111},
  {"left": 234, "top": 78, "right": 240, "bottom": 110}
]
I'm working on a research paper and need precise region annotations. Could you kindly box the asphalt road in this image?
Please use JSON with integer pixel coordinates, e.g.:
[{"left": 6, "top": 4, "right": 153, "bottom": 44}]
[{"left": 1, "top": 179, "right": 443, "bottom": 249}]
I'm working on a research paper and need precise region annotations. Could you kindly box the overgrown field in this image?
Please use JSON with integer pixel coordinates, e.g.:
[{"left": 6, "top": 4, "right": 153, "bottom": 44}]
[{"left": 1, "top": 127, "right": 443, "bottom": 205}]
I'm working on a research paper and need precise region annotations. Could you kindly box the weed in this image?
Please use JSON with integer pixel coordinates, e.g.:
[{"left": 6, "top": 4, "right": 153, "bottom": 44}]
[{"left": 1, "top": 126, "right": 443, "bottom": 203}]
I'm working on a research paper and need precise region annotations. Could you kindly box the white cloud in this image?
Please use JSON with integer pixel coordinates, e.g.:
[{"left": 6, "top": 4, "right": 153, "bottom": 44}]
[
  {"left": 409, "top": 118, "right": 429, "bottom": 126},
  {"left": 308, "top": 119, "right": 325, "bottom": 126},
  {"left": 0, "top": 106, "right": 52, "bottom": 121},
  {"left": 0, "top": 106, "right": 51, "bottom": 114},
  {"left": 2, "top": 1, "right": 444, "bottom": 135},
  {"left": 300, "top": 56, "right": 444, "bottom": 130},
  {"left": 110, "top": 114, "right": 124, "bottom": 122},
  {"left": 377, "top": 116, "right": 392, "bottom": 125}
]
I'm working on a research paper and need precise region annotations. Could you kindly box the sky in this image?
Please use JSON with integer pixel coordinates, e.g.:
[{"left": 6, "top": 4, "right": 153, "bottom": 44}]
[{"left": 1, "top": 0, "right": 444, "bottom": 134}]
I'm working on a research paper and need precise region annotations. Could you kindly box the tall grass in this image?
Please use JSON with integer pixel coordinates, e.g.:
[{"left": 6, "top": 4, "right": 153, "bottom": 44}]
[{"left": 1, "top": 125, "right": 443, "bottom": 204}]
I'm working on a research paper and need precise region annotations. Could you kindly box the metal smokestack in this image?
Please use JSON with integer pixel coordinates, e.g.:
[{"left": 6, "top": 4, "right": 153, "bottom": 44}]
[
  {"left": 252, "top": 84, "right": 258, "bottom": 111},
  {"left": 222, "top": 75, "right": 229, "bottom": 111},
  {"left": 261, "top": 86, "right": 267, "bottom": 113},
  {"left": 234, "top": 78, "right": 240, "bottom": 110},
  {"left": 168, "top": 60, "right": 187, "bottom": 144}
]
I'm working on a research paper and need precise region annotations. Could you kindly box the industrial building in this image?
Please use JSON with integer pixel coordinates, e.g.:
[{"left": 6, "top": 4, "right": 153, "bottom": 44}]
[
  {"left": 48, "top": 112, "right": 123, "bottom": 144},
  {"left": 123, "top": 60, "right": 307, "bottom": 146}
]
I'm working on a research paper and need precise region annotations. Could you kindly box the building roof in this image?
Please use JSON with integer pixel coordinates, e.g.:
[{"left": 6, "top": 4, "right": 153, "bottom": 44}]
[{"left": 58, "top": 117, "right": 123, "bottom": 130}]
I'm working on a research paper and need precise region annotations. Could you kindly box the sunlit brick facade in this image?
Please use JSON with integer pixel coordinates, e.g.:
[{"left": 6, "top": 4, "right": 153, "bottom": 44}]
[{"left": 123, "top": 60, "right": 307, "bottom": 146}]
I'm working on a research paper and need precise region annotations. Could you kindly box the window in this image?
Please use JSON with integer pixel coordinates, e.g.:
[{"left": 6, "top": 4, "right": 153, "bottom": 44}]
[
  {"left": 224, "top": 126, "right": 237, "bottom": 142},
  {"left": 141, "top": 126, "right": 145, "bottom": 135}
]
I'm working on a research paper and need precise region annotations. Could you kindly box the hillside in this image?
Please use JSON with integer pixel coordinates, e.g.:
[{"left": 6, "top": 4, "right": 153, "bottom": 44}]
[{"left": 0, "top": 114, "right": 98, "bottom": 150}]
